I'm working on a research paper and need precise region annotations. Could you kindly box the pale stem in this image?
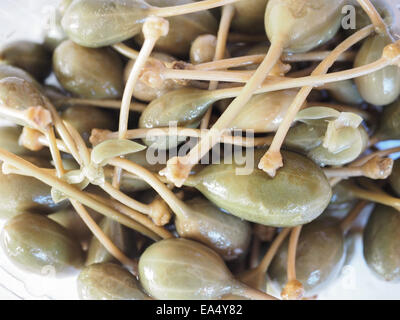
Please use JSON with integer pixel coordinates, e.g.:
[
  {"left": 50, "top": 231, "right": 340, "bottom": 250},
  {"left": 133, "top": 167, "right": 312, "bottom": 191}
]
[
  {"left": 201, "top": 4, "right": 235, "bottom": 129},
  {"left": 112, "top": 43, "right": 140, "bottom": 60},
  {"left": 62, "top": 121, "right": 91, "bottom": 166},
  {"left": 87, "top": 193, "right": 174, "bottom": 240},
  {"left": 37, "top": 131, "right": 192, "bottom": 224},
  {"left": 101, "top": 182, "right": 152, "bottom": 215},
  {"left": 195, "top": 51, "right": 355, "bottom": 71},
  {"left": 352, "top": 147, "right": 400, "bottom": 167},
  {"left": 180, "top": 53, "right": 391, "bottom": 105},
  {"left": 71, "top": 200, "right": 138, "bottom": 272},
  {"left": 356, "top": 0, "right": 391, "bottom": 37},
  {"left": 0, "top": 106, "right": 43, "bottom": 132},
  {"left": 160, "top": 36, "right": 286, "bottom": 186},
  {"left": 162, "top": 68, "right": 257, "bottom": 83},
  {"left": 0, "top": 147, "right": 168, "bottom": 240},
  {"left": 45, "top": 124, "right": 137, "bottom": 270},
  {"left": 287, "top": 226, "right": 302, "bottom": 282},
  {"left": 45, "top": 127, "right": 65, "bottom": 176},
  {"left": 108, "top": 158, "right": 190, "bottom": 219},
  {"left": 90, "top": 127, "right": 272, "bottom": 148},
  {"left": 118, "top": 39, "right": 158, "bottom": 139},
  {"left": 151, "top": 0, "right": 241, "bottom": 17},
  {"left": 54, "top": 97, "right": 146, "bottom": 113},
  {"left": 257, "top": 228, "right": 291, "bottom": 275},
  {"left": 115, "top": 18, "right": 167, "bottom": 189},
  {"left": 40, "top": 126, "right": 169, "bottom": 219},
  {"left": 249, "top": 236, "right": 261, "bottom": 269},
  {"left": 340, "top": 200, "right": 369, "bottom": 234},
  {"left": 43, "top": 98, "right": 82, "bottom": 165},
  {"left": 344, "top": 182, "right": 400, "bottom": 211},
  {"left": 329, "top": 147, "right": 400, "bottom": 187},
  {"left": 324, "top": 167, "right": 364, "bottom": 178},
  {"left": 258, "top": 25, "right": 374, "bottom": 176},
  {"left": 286, "top": 63, "right": 316, "bottom": 78}
]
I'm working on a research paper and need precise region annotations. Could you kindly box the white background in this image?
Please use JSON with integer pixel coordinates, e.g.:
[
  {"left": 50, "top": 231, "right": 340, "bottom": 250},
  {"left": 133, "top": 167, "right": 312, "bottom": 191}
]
[{"left": 0, "top": 0, "right": 399, "bottom": 300}]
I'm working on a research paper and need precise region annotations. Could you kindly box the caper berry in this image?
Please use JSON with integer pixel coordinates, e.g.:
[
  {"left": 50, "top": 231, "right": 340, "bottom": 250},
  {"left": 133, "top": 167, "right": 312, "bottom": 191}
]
[
  {"left": 78, "top": 263, "right": 148, "bottom": 300},
  {"left": 1, "top": 213, "right": 84, "bottom": 274}
]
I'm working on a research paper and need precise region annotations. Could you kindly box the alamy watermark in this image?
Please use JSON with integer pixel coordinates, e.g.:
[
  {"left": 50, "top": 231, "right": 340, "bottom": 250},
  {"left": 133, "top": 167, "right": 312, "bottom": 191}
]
[
  {"left": 144, "top": 122, "right": 256, "bottom": 175},
  {"left": 342, "top": 5, "right": 357, "bottom": 30}
]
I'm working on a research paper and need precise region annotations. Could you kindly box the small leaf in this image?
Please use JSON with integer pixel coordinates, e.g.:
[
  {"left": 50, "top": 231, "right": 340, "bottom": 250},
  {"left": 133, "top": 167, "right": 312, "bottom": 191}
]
[
  {"left": 51, "top": 187, "right": 67, "bottom": 204},
  {"left": 63, "top": 169, "right": 86, "bottom": 184},
  {"left": 295, "top": 107, "right": 341, "bottom": 122},
  {"left": 334, "top": 112, "right": 363, "bottom": 129},
  {"left": 91, "top": 139, "right": 146, "bottom": 166},
  {"left": 323, "top": 125, "right": 359, "bottom": 154},
  {"left": 51, "top": 170, "right": 90, "bottom": 203},
  {"left": 82, "top": 164, "right": 105, "bottom": 186}
]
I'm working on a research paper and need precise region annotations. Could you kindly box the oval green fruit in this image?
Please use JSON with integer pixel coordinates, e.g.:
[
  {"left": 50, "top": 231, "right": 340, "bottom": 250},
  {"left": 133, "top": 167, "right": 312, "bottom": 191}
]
[
  {"left": 1, "top": 213, "right": 84, "bottom": 274},
  {"left": 354, "top": 34, "right": 400, "bottom": 106},
  {"left": 0, "top": 41, "right": 52, "bottom": 82},
  {"left": 139, "top": 238, "right": 235, "bottom": 299},
  {"left": 175, "top": 197, "right": 251, "bottom": 260},
  {"left": 363, "top": 205, "right": 400, "bottom": 282},
  {"left": 62, "top": 0, "right": 151, "bottom": 48},
  {"left": 265, "top": 0, "right": 344, "bottom": 53},
  {"left": 186, "top": 150, "right": 332, "bottom": 227},
  {"left": 53, "top": 40, "right": 124, "bottom": 99}
]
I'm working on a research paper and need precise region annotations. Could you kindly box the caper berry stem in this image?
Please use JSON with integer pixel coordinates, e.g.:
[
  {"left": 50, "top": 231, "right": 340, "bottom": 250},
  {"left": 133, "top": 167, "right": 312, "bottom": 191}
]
[
  {"left": 356, "top": 0, "right": 391, "bottom": 37},
  {"left": 112, "top": 43, "right": 140, "bottom": 60},
  {"left": 40, "top": 97, "right": 83, "bottom": 166},
  {"left": 71, "top": 201, "right": 138, "bottom": 273},
  {"left": 39, "top": 127, "right": 174, "bottom": 223},
  {"left": 324, "top": 156, "right": 393, "bottom": 180},
  {"left": 226, "top": 54, "right": 389, "bottom": 95},
  {"left": 45, "top": 123, "right": 139, "bottom": 271},
  {"left": 201, "top": 4, "right": 235, "bottom": 129},
  {"left": 287, "top": 226, "right": 301, "bottom": 283},
  {"left": 114, "top": 17, "right": 169, "bottom": 189},
  {"left": 90, "top": 127, "right": 272, "bottom": 147},
  {"left": 195, "top": 51, "right": 356, "bottom": 71},
  {"left": 353, "top": 147, "right": 400, "bottom": 167},
  {"left": 0, "top": 147, "right": 166, "bottom": 240},
  {"left": 101, "top": 182, "right": 153, "bottom": 215},
  {"left": 160, "top": 68, "right": 276, "bottom": 83},
  {"left": 45, "top": 127, "right": 65, "bottom": 176},
  {"left": 37, "top": 130, "right": 191, "bottom": 225},
  {"left": 258, "top": 24, "right": 374, "bottom": 177},
  {"left": 281, "top": 226, "right": 304, "bottom": 300},
  {"left": 340, "top": 200, "right": 369, "bottom": 234},
  {"left": 344, "top": 181, "right": 400, "bottom": 212},
  {"left": 0, "top": 105, "right": 50, "bottom": 133},
  {"left": 258, "top": 228, "right": 291, "bottom": 276},
  {"left": 329, "top": 147, "right": 400, "bottom": 187},
  {"left": 108, "top": 157, "right": 192, "bottom": 219},
  {"left": 118, "top": 17, "right": 169, "bottom": 141},
  {"left": 239, "top": 228, "right": 290, "bottom": 290},
  {"left": 54, "top": 97, "right": 146, "bottom": 113},
  {"left": 150, "top": 0, "right": 241, "bottom": 18},
  {"left": 160, "top": 36, "right": 286, "bottom": 187},
  {"left": 62, "top": 121, "right": 91, "bottom": 166}
]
